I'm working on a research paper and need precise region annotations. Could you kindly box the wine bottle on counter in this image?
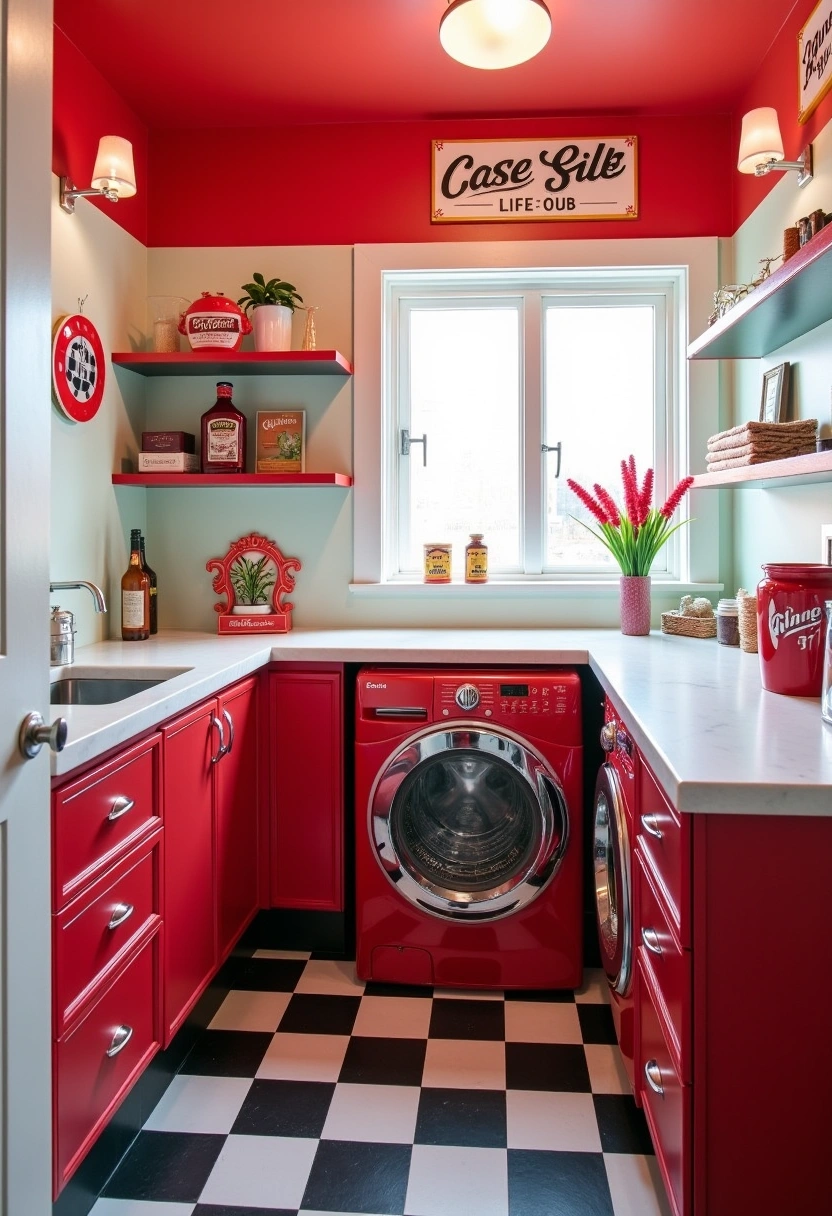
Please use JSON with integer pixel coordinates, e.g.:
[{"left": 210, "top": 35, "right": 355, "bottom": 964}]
[
  {"left": 139, "top": 533, "right": 158, "bottom": 634},
  {"left": 121, "top": 528, "right": 150, "bottom": 641},
  {"left": 200, "top": 380, "right": 247, "bottom": 474}
]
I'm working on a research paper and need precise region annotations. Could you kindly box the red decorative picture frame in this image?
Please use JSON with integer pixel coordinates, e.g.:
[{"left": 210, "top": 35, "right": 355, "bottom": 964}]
[{"left": 206, "top": 532, "right": 302, "bottom": 634}]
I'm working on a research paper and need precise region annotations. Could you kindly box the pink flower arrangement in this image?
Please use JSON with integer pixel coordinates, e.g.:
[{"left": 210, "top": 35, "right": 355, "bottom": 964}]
[{"left": 567, "top": 457, "right": 694, "bottom": 576}]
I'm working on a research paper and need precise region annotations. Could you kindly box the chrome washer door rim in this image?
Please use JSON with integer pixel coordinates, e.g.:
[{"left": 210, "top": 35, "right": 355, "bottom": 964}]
[
  {"left": 369, "top": 722, "right": 569, "bottom": 921},
  {"left": 593, "top": 764, "right": 632, "bottom": 996}
]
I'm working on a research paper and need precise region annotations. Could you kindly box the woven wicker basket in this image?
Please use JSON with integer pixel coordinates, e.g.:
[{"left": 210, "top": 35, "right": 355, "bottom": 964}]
[{"left": 661, "top": 611, "right": 717, "bottom": 639}]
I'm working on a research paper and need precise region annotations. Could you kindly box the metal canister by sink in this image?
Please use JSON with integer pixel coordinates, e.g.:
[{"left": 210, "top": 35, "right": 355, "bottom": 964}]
[{"left": 50, "top": 606, "right": 76, "bottom": 666}]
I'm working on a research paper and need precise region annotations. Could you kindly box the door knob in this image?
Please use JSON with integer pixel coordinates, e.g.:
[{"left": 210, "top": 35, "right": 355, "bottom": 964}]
[{"left": 19, "top": 711, "right": 68, "bottom": 759}]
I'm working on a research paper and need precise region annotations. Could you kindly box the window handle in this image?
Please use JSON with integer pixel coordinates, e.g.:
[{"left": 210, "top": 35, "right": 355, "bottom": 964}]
[
  {"left": 542, "top": 441, "right": 562, "bottom": 478},
  {"left": 401, "top": 429, "right": 427, "bottom": 467}
]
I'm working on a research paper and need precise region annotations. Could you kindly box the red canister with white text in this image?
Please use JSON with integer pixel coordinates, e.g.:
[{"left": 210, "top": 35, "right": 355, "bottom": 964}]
[{"left": 757, "top": 564, "right": 832, "bottom": 696}]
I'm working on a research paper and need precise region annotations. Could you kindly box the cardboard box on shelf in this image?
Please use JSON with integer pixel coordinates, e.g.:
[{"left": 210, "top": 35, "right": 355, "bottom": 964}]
[
  {"left": 141, "top": 431, "right": 196, "bottom": 453},
  {"left": 137, "top": 451, "right": 200, "bottom": 473},
  {"left": 256, "top": 410, "right": 306, "bottom": 474}
]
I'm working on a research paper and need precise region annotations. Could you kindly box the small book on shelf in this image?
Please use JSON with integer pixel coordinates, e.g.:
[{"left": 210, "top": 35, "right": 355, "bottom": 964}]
[{"left": 256, "top": 410, "right": 306, "bottom": 474}]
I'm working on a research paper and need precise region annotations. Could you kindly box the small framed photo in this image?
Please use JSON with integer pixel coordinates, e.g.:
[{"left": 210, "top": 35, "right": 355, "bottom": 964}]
[{"left": 759, "top": 362, "right": 791, "bottom": 423}]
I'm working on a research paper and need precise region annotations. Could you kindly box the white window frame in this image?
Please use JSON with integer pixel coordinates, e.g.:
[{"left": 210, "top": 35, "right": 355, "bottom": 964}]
[{"left": 353, "top": 239, "right": 721, "bottom": 596}]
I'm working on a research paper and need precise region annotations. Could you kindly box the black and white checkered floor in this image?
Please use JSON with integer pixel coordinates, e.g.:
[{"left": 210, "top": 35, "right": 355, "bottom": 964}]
[{"left": 91, "top": 951, "right": 671, "bottom": 1216}]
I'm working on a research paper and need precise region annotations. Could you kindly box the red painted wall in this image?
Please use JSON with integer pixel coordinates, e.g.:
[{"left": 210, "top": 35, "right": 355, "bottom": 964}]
[
  {"left": 148, "top": 114, "right": 732, "bottom": 247},
  {"left": 732, "top": 0, "right": 832, "bottom": 231},
  {"left": 53, "top": 27, "right": 148, "bottom": 246}
]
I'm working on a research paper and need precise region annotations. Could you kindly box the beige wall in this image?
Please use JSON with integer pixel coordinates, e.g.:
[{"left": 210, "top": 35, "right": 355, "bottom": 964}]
[
  {"left": 51, "top": 178, "right": 147, "bottom": 645},
  {"left": 729, "top": 115, "right": 832, "bottom": 594}
]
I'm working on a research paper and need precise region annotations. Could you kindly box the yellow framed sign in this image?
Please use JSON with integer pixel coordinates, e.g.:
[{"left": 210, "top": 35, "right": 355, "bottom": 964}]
[
  {"left": 431, "top": 137, "right": 638, "bottom": 223},
  {"left": 799, "top": 0, "right": 832, "bottom": 123}
]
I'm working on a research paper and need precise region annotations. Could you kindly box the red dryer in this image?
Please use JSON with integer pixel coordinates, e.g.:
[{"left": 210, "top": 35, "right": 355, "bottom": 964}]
[
  {"left": 593, "top": 697, "right": 637, "bottom": 1091},
  {"left": 355, "top": 668, "right": 583, "bottom": 990}
]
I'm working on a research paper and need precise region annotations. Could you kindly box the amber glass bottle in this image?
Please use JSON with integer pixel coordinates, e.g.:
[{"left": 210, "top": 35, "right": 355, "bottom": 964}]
[
  {"left": 200, "top": 381, "right": 246, "bottom": 473},
  {"left": 139, "top": 533, "right": 158, "bottom": 635},
  {"left": 121, "top": 528, "right": 150, "bottom": 641},
  {"left": 465, "top": 533, "right": 488, "bottom": 583}
]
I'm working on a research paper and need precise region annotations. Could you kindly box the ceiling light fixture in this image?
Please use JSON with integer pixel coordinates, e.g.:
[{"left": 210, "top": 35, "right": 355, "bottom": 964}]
[
  {"left": 439, "top": 0, "right": 552, "bottom": 70},
  {"left": 737, "top": 107, "right": 813, "bottom": 188},
  {"left": 60, "top": 136, "right": 137, "bottom": 215}
]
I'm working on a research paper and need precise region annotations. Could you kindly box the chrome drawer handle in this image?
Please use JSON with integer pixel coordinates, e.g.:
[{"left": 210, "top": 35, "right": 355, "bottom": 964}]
[
  {"left": 108, "top": 796, "right": 134, "bottom": 822},
  {"left": 210, "top": 715, "right": 226, "bottom": 763},
  {"left": 108, "top": 902, "right": 134, "bottom": 930},
  {"left": 105, "top": 1024, "right": 133, "bottom": 1058},
  {"left": 641, "top": 927, "right": 663, "bottom": 956},
  {"left": 644, "top": 1059, "right": 664, "bottom": 1096},
  {"left": 641, "top": 813, "right": 663, "bottom": 840},
  {"left": 222, "top": 708, "right": 235, "bottom": 757}
]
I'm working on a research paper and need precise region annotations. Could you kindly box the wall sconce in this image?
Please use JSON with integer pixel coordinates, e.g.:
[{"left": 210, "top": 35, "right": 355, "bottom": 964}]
[
  {"left": 59, "top": 136, "right": 137, "bottom": 214},
  {"left": 737, "top": 107, "right": 813, "bottom": 188},
  {"left": 439, "top": 0, "right": 551, "bottom": 69}
]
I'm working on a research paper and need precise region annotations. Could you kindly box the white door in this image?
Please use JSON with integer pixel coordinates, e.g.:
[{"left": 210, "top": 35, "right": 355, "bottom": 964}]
[{"left": 0, "top": 0, "right": 54, "bottom": 1210}]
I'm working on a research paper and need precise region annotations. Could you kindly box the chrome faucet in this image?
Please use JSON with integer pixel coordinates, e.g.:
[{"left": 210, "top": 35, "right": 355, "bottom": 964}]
[
  {"left": 49, "top": 581, "right": 107, "bottom": 666},
  {"left": 49, "top": 581, "right": 107, "bottom": 612}
]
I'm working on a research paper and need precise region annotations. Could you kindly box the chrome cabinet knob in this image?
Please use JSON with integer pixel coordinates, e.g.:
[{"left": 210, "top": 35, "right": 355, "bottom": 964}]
[
  {"left": 105, "top": 1024, "right": 133, "bottom": 1058},
  {"left": 599, "top": 722, "right": 617, "bottom": 751},
  {"left": 644, "top": 1059, "right": 665, "bottom": 1096},
  {"left": 19, "top": 711, "right": 68, "bottom": 759}
]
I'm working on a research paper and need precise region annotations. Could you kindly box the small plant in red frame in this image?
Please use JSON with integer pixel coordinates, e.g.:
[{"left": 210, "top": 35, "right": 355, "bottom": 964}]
[{"left": 206, "top": 533, "right": 301, "bottom": 634}]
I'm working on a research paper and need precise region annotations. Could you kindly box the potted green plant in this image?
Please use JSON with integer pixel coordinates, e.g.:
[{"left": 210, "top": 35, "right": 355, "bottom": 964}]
[
  {"left": 229, "top": 553, "right": 276, "bottom": 614},
  {"left": 237, "top": 273, "right": 303, "bottom": 352}
]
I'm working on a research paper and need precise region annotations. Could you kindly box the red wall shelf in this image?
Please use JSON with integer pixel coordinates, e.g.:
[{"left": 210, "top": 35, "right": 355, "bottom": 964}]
[
  {"left": 111, "top": 351, "right": 353, "bottom": 377},
  {"left": 112, "top": 473, "right": 352, "bottom": 487},
  {"left": 687, "top": 223, "right": 832, "bottom": 360}
]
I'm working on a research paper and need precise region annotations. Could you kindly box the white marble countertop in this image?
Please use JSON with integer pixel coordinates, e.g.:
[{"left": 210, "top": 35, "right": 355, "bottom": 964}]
[{"left": 49, "top": 628, "right": 832, "bottom": 816}]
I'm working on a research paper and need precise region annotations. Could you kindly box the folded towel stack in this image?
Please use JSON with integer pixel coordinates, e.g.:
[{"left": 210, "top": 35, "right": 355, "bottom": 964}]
[{"left": 706, "top": 420, "right": 817, "bottom": 472}]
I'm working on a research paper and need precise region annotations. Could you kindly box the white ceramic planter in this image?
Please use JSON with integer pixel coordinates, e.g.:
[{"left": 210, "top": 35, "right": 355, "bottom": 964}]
[
  {"left": 231, "top": 603, "right": 272, "bottom": 615},
  {"left": 252, "top": 304, "right": 293, "bottom": 352}
]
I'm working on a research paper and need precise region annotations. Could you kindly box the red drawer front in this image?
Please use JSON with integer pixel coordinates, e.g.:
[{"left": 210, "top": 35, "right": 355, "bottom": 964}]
[
  {"left": 636, "top": 848, "right": 690, "bottom": 1081},
  {"left": 638, "top": 960, "right": 690, "bottom": 1216},
  {"left": 54, "top": 933, "right": 160, "bottom": 1195},
  {"left": 637, "top": 761, "right": 689, "bottom": 944},
  {"left": 54, "top": 842, "right": 161, "bottom": 1035},
  {"left": 54, "top": 737, "right": 160, "bottom": 908}
]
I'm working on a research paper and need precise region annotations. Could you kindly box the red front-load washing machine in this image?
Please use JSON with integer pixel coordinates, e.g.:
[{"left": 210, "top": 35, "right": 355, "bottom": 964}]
[
  {"left": 355, "top": 668, "right": 583, "bottom": 990},
  {"left": 593, "top": 697, "right": 637, "bottom": 1092}
]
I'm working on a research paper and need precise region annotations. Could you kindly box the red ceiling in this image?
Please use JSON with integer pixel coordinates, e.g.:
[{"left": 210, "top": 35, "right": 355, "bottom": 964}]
[{"left": 54, "top": 0, "right": 801, "bottom": 128}]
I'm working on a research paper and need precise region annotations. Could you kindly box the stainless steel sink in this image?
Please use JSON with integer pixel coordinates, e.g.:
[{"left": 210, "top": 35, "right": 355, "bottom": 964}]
[
  {"left": 50, "top": 677, "right": 168, "bottom": 705},
  {"left": 49, "top": 666, "right": 192, "bottom": 706}
]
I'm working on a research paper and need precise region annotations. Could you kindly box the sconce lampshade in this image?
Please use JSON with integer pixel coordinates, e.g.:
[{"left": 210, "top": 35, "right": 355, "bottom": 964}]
[
  {"left": 439, "top": 0, "right": 551, "bottom": 69},
  {"left": 91, "top": 135, "right": 136, "bottom": 198},
  {"left": 737, "top": 108, "right": 785, "bottom": 174}
]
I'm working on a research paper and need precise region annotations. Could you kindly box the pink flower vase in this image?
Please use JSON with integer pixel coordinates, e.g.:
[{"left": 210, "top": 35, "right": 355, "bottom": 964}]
[{"left": 619, "top": 575, "right": 651, "bottom": 636}]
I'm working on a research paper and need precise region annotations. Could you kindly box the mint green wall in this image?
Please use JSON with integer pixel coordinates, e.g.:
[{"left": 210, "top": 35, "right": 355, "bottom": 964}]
[{"left": 729, "top": 116, "right": 832, "bottom": 595}]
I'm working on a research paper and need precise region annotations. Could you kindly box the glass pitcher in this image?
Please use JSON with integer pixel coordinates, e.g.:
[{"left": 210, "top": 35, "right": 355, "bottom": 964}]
[{"left": 823, "top": 601, "right": 832, "bottom": 725}]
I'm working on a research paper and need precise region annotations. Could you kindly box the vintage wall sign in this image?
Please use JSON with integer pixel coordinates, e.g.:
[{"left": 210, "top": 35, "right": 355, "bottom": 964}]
[
  {"left": 799, "top": 0, "right": 832, "bottom": 122},
  {"left": 431, "top": 137, "right": 637, "bottom": 223}
]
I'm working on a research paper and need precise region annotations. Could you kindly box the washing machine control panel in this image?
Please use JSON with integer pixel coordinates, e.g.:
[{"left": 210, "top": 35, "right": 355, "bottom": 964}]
[{"left": 438, "top": 679, "right": 571, "bottom": 719}]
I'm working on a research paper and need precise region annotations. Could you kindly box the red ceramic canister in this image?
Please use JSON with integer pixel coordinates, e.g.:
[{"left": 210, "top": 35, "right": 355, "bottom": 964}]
[
  {"left": 757, "top": 563, "right": 832, "bottom": 695},
  {"left": 178, "top": 291, "right": 252, "bottom": 352}
]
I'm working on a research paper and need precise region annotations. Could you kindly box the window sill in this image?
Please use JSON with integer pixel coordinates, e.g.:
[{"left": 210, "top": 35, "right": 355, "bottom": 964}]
[{"left": 348, "top": 580, "right": 724, "bottom": 599}]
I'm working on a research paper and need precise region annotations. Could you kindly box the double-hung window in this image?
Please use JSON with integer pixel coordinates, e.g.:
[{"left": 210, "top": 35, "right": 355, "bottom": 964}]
[{"left": 382, "top": 268, "right": 682, "bottom": 582}]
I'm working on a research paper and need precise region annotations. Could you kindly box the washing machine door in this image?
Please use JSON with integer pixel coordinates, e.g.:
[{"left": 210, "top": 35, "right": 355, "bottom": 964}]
[
  {"left": 593, "top": 764, "right": 632, "bottom": 996},
  {"left": 370, "top": 725, "right": 569, "bottom": 921}
]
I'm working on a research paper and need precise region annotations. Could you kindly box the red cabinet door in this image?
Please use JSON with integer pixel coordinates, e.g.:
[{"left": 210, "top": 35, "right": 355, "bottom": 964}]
[
  {"left": 216, "top": 676, "right": 260, "bottom": 959},
  {"left": 270, "top": 668, "right": 344, "bottom": 911},
  {"left": 161, "top": 698, "right": 218, "bottom": 1043}
]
